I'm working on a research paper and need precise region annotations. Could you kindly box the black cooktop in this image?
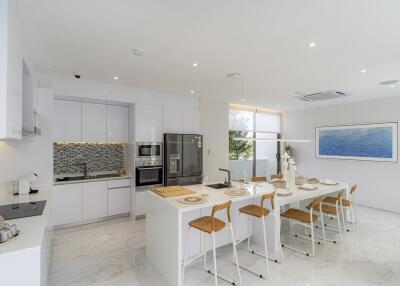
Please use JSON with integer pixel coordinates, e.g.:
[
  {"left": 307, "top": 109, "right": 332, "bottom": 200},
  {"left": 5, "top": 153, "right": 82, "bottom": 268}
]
[{"left": 0, "top": 200, "right": 46, "bottom": 220}]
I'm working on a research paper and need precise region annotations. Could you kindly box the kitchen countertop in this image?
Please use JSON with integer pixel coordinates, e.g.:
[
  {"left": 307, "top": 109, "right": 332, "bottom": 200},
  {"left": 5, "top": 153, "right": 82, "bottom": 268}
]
[
  {"left": 53, "top": 174, "right": 132, "bottom": 185},
  {"left": 0, "top": 186, "right": 52, "bottom": 255}
]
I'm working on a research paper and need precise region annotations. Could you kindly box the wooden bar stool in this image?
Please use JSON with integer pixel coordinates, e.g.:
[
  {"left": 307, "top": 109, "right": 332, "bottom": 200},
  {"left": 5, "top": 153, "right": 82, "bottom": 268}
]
[
  {"left": 280, "top": 196, "right": 326, "bottom": 257},
  {"left": 182, "top": 200, "right": 241, "bottom": 286},
  {"left": 323, "top": 184, "right": 358, "bottom": 231},
  {"left": 271, "top": 174, "right": 283, "bottom": 180},
  {"left": 307, "top": 191, "right": 344, "bottom": 244},
  {"left": 235, "top": 192, "right": 283, "bottom": 279},
  {"left": 251, "top": 176, "right": 268, "bottom": 182}
]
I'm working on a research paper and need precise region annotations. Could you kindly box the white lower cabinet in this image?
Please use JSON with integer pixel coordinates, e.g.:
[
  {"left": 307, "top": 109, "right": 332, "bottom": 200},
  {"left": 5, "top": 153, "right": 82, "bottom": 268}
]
[
  {"left": 54, "top": 178, "right": 132, "bottom": 227},
  {"left": 108, "top": 187, "right": 131, "bottom": 216},
  {"left": 53, "top": 183, "right": 83, "bottom": 226},
  {"left": 82, "top": 181, "right": 108, "bottom": 220}
]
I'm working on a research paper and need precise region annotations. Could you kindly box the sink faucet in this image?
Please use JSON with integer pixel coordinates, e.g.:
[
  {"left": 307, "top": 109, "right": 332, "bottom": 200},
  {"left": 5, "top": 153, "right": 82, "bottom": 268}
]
[
  {"left": 75, "top": 162, "right": 88, "bottom": 178},
  {"left": 218, "top": 168, "right": 231, "bottom": 187}
]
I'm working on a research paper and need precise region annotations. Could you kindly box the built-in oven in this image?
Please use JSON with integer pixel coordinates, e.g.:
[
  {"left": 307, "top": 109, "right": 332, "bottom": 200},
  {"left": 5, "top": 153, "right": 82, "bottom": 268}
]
[{"left": 136, "top": 165, "right": 163, "bottom": 187}]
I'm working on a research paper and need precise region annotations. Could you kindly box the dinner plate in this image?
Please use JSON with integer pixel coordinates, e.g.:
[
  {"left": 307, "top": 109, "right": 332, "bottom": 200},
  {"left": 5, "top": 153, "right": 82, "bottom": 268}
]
[
  {"left": 275, "top": 189, "right": 292, "bottom": 197},
  {"left": 320, "top": 180, "right": 338, "bottom": 185},
  {"left": 225, "top": 189, "right": 250, "bottom": 196},
  {"left": 299, "top": 183, "right": 318, "bottom": 190},
  {"left": 177, "top": 196, "right": 206, "bottom": 205}
]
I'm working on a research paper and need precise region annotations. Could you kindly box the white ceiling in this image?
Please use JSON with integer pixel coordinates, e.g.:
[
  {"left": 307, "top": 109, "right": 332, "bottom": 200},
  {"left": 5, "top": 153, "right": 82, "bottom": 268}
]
[{"left": 17, "top": 0, "right": 400, "bottom": 110}]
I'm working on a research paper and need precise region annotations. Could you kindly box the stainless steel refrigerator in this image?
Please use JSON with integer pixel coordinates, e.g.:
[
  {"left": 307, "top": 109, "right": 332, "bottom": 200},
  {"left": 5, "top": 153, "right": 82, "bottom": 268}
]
[{"left": 164, "top": 134, "right": 203, "bottom": 186}]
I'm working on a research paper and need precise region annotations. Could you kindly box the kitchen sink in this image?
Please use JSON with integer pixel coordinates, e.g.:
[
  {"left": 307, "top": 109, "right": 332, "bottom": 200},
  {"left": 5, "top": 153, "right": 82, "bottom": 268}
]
[
  {"left": 206, "top": 183, "right": 229, "bottom": 189},
  {"left": 55, "top": 174, "right": 122, "bottom": 182}
]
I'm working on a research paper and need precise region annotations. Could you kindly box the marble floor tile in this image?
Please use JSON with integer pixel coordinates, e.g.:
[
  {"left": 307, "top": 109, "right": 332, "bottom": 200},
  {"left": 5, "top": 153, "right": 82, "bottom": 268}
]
[{"left": 49, "top": 206, "right": 400, "bottom": 286}]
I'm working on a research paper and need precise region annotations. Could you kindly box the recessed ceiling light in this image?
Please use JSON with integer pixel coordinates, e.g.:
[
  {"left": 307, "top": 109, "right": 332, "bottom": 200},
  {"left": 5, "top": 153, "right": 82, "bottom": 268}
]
[
  {"left": 309, "top": 42, "right": 316, "bottom": 48},
  {"left": 227, "top": 73, "right": 244, "bottom": 79},
  {"left": 113, "top": 76, "right": 119, "bottom": 80},
  {"left": 361, "top": 69, "right": 366, "bottom": 73},
  {"left": 190, "top": 90, "right": 195, "bottom": 94},
  {"left": 380, "top": 79, "right": 399, "bottom": 86},
  {"left": 390, "top": 85, "right": 395, "bottom": 88},
  {"left": 132, "top": 49, "right": 144, "bottom": 56},
  {"left": 192, "top": 62, "right": 198, "bottom": 67},
  {"left": 276, "top": 104, "right": 281, "bottom": 108},
  {"left": 241, "top": 98, "right": 246, "bottom": 102}
]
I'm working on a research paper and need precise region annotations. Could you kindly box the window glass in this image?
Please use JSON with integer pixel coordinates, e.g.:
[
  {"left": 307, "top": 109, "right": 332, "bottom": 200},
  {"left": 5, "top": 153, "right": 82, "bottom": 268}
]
[
  {"left": 229, "top": 109, "right": 253, "bottom": 131},
  {"left": 256, "top": 112, "right": 281, "bottom": 133}
]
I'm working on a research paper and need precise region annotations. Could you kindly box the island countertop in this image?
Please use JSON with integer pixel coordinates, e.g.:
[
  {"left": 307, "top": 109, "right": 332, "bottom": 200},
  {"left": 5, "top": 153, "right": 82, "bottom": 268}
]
[
  {"left": 0, "top": 187, "right": 53, "bottom": 255},
  {"left": 147, "top": 181, "right": 349, "bottom": 213}
]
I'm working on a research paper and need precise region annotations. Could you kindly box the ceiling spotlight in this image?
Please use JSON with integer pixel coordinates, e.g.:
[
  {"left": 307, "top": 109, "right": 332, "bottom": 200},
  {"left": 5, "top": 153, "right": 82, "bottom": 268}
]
[
  {"left": 380, "top": 79, "right": 399, "bottom": 86},
  {"left": 113, "top": 76, "right": 119, "bottom": 80},
  {"left": 390, "top": 85, "right": 395, "bottom": 88},
  {"left": 227, "top": 73, "right": 244, "bottom": 79},
  {"left": 241, "top": 98, "right": 246, "bottom": 102},
  {"left": 132, "top": 49, "right": 144, "bottom": 56},
  {"left": 192, "top": 62, "right": 198, "bottom": 67},
  {"left": 361, "top": 69, "right": 366, "bottom": 73},
  {"left": 190, "top": 90, "right": 195, "bottom": 94},
  {"left": 309, "top": 42, "right": 316, "bottom": 48}
]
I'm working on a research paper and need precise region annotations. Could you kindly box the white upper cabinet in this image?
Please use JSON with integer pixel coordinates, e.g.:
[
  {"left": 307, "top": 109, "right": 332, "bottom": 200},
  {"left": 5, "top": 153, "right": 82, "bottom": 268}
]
[
  {"left": 135, "top": 103, "right": 163, "bottom": 142},
  {"left": 182, "top": 109, "right": 200, "bottom": 134},
  {"left": 82, "top": 102, "right": 107, "bottom": 142},
  {"left": 53, "top": 99, "right": 82, "bottom": 142},
  {"left": 163, "top": 105, "right": 182, "bottom": 134},
  {"left": 107, "top": 105, "right": 129, "bottom": 142},
  {"left": 0, "top": 0, "right": 23, "bottom": 139}
]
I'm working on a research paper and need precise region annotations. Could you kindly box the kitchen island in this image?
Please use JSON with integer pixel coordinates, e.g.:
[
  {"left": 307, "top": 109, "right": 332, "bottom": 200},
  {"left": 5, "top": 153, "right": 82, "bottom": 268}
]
[
  {"left": 0, "top": 187, "right": 53, "bottom": 286},
  {"left": 145, "top": 181, "right": 349, "bottom": 286}
]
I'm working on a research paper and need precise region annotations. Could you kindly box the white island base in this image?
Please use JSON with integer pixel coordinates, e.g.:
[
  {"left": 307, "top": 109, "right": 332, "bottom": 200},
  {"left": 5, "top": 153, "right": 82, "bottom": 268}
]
[{"left": 145, "top": 182, "right": 348, "bottom": 286}]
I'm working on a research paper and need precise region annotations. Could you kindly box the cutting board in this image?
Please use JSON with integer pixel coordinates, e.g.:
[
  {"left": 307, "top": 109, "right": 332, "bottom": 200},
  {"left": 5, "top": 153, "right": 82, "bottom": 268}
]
[{"left": 152, "top": 186, "right": 195, "bottom": 198}]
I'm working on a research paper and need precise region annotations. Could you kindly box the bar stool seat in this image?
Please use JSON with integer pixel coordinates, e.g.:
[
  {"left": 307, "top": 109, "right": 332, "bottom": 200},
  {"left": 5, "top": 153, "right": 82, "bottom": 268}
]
[
  {"left": 189, "top": 216, "right": 225, "bottom": 233},
  {"left": 324, "top": 196, "right": 351, "bottom": 207},
  {"left": 281, "top": 208, "right": 318, "bottom": 224},
  {"left": 239, "top": 205, "right": 270, "bottom": 218}
]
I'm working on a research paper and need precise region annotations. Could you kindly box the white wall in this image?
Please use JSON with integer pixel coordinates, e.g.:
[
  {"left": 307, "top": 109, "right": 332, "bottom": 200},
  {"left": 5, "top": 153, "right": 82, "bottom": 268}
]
[
  {"left": 282, "top": 95, "right": 400, "bottom": 213},
  {"left": 199, "top": 99, "right": 229, "bottom": 182},
  {"left": 0, "top": 88, "right": 53, "bottom": 190}
]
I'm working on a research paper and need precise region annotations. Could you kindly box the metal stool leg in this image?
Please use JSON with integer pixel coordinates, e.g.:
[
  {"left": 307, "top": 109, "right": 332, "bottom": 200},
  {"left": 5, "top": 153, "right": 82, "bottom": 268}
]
[
  {"left": 229, "top": 223, "right": 242, "bottom": 284},
  {"left": 261, "top": 215, "right": 270, "bottom": 278},
  {"left": 353, "top": 194, "right": 359, "bottom": 223},
  {"left": 274, "top": 215, "right": 283, "bottom": 263},
  {"left": 336, "top": 203, "right": 342, "bottom": 240},
  {"left": 211, "top": 232, "right": 218, "bottom": 286}
]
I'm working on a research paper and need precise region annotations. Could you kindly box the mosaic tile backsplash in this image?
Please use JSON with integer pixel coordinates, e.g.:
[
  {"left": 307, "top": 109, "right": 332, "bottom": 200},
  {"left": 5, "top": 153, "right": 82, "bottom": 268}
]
[{"left": 53, "top": 142, "right": 126, "bottom": 175}]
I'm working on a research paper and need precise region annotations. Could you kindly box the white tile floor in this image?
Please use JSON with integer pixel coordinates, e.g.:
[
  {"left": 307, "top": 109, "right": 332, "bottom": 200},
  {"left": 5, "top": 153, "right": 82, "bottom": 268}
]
[{"left": 49, "top": 206, "right": 400, "bottom": 286}]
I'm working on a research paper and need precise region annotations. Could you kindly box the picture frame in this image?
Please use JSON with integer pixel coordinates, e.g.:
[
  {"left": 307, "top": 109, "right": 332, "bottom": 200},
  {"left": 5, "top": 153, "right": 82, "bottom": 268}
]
[{"left": 315, "top": 122, "right": 398, "bottom": 162}]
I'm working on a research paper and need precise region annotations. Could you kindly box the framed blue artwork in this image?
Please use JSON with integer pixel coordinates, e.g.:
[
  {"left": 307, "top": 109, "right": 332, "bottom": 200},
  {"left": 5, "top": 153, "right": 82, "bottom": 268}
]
[{"left": 315, "top": 122, "right": 398, "bottom": 162}]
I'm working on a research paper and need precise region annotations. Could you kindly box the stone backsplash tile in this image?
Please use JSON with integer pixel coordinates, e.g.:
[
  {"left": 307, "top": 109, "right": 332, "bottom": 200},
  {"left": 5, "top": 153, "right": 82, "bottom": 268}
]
[{"left": 53, "top": 142, "right": 126, "bottom": 175}]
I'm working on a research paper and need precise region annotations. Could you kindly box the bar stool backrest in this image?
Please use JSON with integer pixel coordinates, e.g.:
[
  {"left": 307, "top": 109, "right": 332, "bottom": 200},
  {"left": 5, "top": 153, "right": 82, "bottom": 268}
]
[
  {"left": 260, "top": 192, "right": 275, "bottom": 214},
  {"left": 337, "top": 190, "right": 345, "bottom": 200},
  {"left": 350, "top": 184, "right": 357, "bottom": 194},
  {"left": 211, "top": 200, "right": 232, "bottom": 231},
  {"left": 251, "top": 176, "right": 267, "bottom": 182},
  {"left": 271, "top": 174, "right": 283, "bottom": 180},
  {"left": 309, "top": 196, "right": 324, "bottom": 211}
]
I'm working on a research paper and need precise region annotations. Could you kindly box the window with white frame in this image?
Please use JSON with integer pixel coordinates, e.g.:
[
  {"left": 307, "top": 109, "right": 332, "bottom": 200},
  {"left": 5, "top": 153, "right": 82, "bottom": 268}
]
[{"left": 229, "top": 105, "right": 281, "bottom": 181}]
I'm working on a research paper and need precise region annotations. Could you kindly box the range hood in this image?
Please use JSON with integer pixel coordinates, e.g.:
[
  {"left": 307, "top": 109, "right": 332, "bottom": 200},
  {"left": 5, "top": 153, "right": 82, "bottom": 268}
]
[
  {"left": 22, "top": 61, "right": 41, "bottom": 136},
  {"left": 22, "top": 110, "right": 41, "bottom": 136}
]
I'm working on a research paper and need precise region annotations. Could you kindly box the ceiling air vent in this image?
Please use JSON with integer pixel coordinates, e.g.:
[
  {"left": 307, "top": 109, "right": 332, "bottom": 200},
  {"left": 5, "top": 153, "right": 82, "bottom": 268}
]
[{"left": 296, "top": 89, "right": 349, "bottom": 102}]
